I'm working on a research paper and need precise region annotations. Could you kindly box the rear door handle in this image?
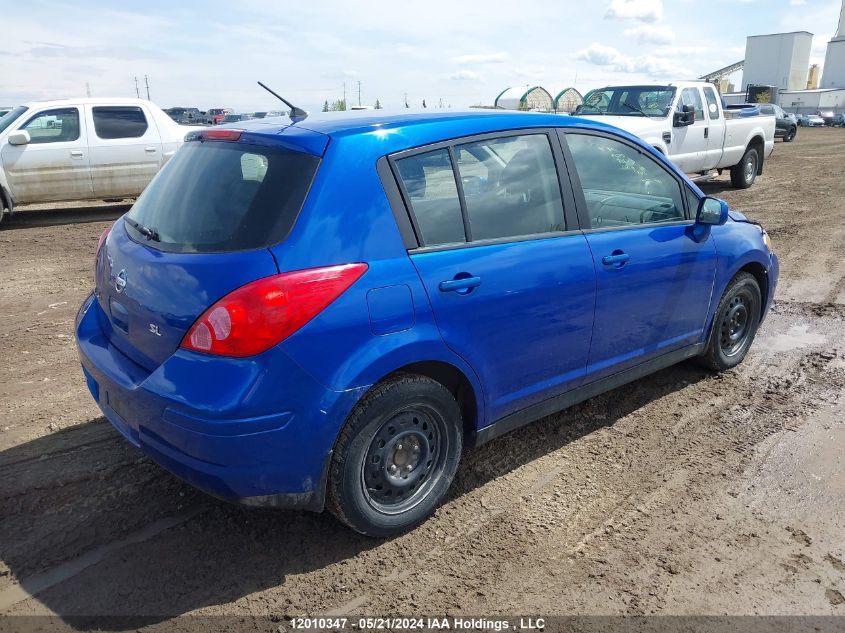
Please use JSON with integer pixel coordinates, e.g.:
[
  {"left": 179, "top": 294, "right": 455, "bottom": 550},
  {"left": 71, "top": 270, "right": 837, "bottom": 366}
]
[
  {"left": 145, "top": 146, "right": 157, "bottom": 153},
  {"left": 439, "top": 276, "right": 482, "bottom": 293},
  {"left": 70, "top": 150, "right": 84, "bottom": 158},
  {"left": 704, "top": 127, "right": 709, "bottom": 139},
  {"left": 601, "top": 252, "right": 630, "bottom": 267}
]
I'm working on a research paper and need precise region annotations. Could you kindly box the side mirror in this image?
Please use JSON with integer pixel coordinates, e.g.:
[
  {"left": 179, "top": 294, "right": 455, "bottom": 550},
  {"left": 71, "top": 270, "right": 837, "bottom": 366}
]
[
  {"left": 7, "top": 130, "right": 30, "bottom": 146},
  {"left": 673, "top": 105, "right": 695, "bottom": 127},
  {"left": 696, "top": 196, "right": 729, "bottom": 226}
]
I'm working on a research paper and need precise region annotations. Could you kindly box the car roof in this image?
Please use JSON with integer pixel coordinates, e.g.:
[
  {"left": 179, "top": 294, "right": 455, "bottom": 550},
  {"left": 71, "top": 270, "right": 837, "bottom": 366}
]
[
  {"left": 20, "top": 97, "right": 158, "bottom": 108},
  {"left": 231, "top": 109, "right": 627, "bottom": 154}
]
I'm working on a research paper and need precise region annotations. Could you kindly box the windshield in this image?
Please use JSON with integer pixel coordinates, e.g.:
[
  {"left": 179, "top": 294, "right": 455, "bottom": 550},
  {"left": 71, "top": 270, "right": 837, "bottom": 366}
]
[
  {"left": 0, "top": 106, "right": 28, "bottom": 135},
  {"left": 124, "top": 140, "right": 319, "bottom": 253},
  {"left": 576, "top": 86, "right": 676, "bottom": 117}
]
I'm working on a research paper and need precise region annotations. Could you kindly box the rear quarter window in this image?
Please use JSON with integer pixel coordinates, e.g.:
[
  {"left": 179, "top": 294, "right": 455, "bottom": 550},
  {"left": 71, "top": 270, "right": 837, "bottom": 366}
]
[
  {"left": 92, "top": 106, "right": 148, "bottom": 139},
  {"left": 124, "top": 140, "right": 319, "bottom": 253}
]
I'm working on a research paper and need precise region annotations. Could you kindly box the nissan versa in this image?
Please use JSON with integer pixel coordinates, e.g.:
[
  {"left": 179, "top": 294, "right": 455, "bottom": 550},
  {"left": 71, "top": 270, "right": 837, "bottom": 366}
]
[{"left": 76, "top": 110, "right": 778, "bottom": 536}]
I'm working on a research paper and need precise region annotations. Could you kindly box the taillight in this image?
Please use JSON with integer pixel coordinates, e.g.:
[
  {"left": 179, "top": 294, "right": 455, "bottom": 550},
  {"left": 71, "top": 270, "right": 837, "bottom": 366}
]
[
  {"left": 181, "top": 263, "right": 368, "bottom": 357},
  {"left": 97, "top": 227, "right": 110, "bottom": 253}
]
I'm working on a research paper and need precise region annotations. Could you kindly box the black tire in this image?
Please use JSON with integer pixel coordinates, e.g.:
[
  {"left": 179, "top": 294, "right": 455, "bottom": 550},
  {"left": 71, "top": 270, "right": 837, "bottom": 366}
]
[
  {"left": 783, "top": 127, "right": 796, "bottom": 142},
  {"left": 730, "top": 147, "right": 759, "bottom": 189},
  {"left": 698, "top": 272, "right": 762, "bottom": 372},
  {"left": 327, "top": 374, "right": 463, "bottom": 537}
]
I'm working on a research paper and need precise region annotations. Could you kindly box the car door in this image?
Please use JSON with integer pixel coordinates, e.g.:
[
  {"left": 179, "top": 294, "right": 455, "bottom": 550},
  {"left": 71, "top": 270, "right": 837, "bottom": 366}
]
[
  {"left": 701, "top": 86, "right": 726, "bottom": 170},
  {"left": 0, "top": 106, "right": 92, "bottom": 204},
  {"left": 670, "top": 87, "right": 708, "bottom": 173},
  {"left": 86, "top": 104, "right": 164, "bottom": 198},
  {"left": 560, "top": 130, "right": 717, "bottom": 380},
  {"left": 390, "top": 131, "right": 596, "bottom": 423}
]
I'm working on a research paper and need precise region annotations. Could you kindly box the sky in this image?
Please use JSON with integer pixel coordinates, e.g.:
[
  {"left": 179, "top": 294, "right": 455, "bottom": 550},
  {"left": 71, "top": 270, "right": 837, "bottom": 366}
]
[{"left": 0, "top": 0, "right": 842, "bottom": 112}]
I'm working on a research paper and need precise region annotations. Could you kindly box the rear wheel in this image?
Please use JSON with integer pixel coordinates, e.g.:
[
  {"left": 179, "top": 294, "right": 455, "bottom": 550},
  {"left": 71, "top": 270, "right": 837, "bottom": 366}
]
[
  {"left": 730, "top": 147, "right": 759, "bottom": 189},
  {"left": 327, "top": 374, "right": 463, "bottom": 537},
  {"left": 699, "top": 272, "right": 762, "bottom": 372}
]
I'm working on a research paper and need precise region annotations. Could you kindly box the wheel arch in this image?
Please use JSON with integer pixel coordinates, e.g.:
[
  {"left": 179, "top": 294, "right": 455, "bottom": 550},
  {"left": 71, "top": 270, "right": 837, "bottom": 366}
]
[
  {"left": 738, "top": 261, "right": 769, "bottom": 319},
  {"left": 368, "top": 360, "right": 481, "bottom": 445}
]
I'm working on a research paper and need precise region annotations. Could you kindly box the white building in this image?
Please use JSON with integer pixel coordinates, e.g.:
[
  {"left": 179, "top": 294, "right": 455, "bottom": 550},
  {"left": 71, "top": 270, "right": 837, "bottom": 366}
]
[
  {"left": 779, "top": 88, "right": 845, "bottom": 114},
  {"left": 821, "top": 0, "right": 845, "bottom": 88},
  {"left": 742, "top": 31, "right": 812, "bottom": 92}
]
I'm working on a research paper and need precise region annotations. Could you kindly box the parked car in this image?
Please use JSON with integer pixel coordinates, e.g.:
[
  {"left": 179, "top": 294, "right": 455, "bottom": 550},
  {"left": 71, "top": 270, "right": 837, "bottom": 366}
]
[
  {"left": 208, "top": 108, "right": 233, "bottom": 125},
  {"left": 832, "top": 113, "right": 845, "bottom": 127},
  {"left": 758, "top": 103, "right": 797, "bottom": 142},
  {"left": 0, "top": 107, "right": 12, "bottom": 118},
  {"left": 221, "top": 113, "right": 252, "bottom": 123},
  {"left": 0, "top": 98, "right": 196, "bottom": 221},
  {"left": 798, "top": 114, "right": 825, "bottom": 127},
  {"left": 574, "top": 81, "right": 775, "bottom": 188},
  {"left": 817, "top": 110, "right": 836, "bottom": 126},
  {"left": 165, "top": 107, "right": 211, "bottom": 125},
  {"left": 77, "top": 111, "right": 778, "bottom": 536}
]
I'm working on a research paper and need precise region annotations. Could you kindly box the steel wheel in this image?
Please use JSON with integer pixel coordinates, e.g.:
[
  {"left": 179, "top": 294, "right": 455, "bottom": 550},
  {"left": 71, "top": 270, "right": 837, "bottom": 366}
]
[
  {"left": 360, "top": 406, "right": 449, "bottom": 515},
  {"left": 719, "top": 289, "right": 755, "bottom": 357},
  {"left": 743, "top": 152, "right": 757, "bottom": 183}
]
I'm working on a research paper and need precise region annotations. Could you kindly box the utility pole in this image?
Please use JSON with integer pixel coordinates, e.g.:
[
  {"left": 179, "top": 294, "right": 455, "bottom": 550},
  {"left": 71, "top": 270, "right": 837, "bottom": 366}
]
[
  {"left": 343, "top": 81, "right": 346, "bottom": 108},
  {"left": 404, "top": 92, "right": 409, "bottom": 108},
  {"left": 144, "top": 75, "right": 150, "bottom": 100},
  {"left": 85, "top": 82, "right": 91, "bottom": 98},
  {"left": 357, "top": 80, "right": 361, "bottom": 107},
  {"left": 134, "top": 76, "right": 140, "bottom": 98}
]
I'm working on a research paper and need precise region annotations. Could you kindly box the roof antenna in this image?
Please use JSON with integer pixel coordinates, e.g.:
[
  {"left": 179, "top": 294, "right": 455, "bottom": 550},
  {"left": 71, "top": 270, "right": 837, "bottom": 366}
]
[{"left": 257, "top": 81, "right": 308, "bottom": 122}]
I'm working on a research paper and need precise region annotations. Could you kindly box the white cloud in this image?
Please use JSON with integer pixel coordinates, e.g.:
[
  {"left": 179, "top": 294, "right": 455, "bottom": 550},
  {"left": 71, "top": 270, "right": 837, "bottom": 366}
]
[
  {"left": 789, "top": 0, "right": 807, "bottom": 5},
  {"left": 575, "top": 42, "right": 685, "bottom": 77},
  {"left": 450, "top": 52, "right": 508, "bottom": 64},
  {"left": 450, "top": 69, "right": 482, "bottom": 81},
  {"left": 623, "top": 24, "right": 675, "bottom": 44},
  {"left": 604, "top": 0, "right": 663, "bottom": 22}
]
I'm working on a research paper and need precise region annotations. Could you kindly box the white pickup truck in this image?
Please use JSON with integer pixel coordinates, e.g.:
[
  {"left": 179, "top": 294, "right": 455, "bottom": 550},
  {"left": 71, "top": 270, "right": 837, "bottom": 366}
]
[
  {"left": 0, "top": 98, "right": 195, "bottom": 222},
  {"left": 574, "top": 81, "right": 775, "bottom": 189}
]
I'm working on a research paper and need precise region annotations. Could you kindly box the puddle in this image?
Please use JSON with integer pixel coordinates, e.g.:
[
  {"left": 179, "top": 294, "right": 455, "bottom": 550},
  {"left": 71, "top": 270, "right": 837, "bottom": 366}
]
[{"left": 759, "top": 323, "right": 827, "bottom": 353}]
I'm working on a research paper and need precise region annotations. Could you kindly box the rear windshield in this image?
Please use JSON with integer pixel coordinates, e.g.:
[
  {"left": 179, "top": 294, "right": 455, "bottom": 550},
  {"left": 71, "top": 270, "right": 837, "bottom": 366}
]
[{"left": 124, "top": 140, "right": 319, "bottom": 253}]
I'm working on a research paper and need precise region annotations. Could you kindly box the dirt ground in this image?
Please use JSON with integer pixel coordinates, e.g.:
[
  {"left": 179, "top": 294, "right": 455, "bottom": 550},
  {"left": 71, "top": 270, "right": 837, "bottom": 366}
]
[{"left": 0, "top": 128, "right": 843, "bottom": 626}]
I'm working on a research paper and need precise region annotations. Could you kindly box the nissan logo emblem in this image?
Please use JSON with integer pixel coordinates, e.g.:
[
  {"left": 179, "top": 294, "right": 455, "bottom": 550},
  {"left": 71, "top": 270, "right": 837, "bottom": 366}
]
[{"left": 115, "top": 269, "right": 127, "bottom": 293}]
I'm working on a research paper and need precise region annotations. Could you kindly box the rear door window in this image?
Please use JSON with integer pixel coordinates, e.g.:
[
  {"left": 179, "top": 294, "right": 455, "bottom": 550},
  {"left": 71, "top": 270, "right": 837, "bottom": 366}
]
[
  {"left": 702, "top": 87, "right": 720, "bottom": 120},
  {"left": 124, "top": 140, "right": 319, "bottom": 252},
  {"left": 454, "top": 134, "right": 565, "bottom": 240},
  {"left": 92, "top": 106, "right": 148, "bottom": 139}
]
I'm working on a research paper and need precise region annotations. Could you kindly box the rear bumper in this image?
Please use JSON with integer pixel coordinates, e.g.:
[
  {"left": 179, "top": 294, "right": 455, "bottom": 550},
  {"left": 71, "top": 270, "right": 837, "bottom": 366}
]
[{"left": 75, "top": 293, "right": 364, "bottom": 510}]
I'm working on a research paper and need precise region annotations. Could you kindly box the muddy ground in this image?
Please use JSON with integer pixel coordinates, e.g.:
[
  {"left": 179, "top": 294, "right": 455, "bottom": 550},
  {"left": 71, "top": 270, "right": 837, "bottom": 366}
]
[{"left": 0, "top": 128, "right": 843, "bottom": 626}]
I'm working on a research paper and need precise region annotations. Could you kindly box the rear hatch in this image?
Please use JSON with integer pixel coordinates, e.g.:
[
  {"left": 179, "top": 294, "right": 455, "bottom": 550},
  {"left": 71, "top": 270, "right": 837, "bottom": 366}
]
[{"left": 95, "top": 129, "right": 324, "bottom": 370}]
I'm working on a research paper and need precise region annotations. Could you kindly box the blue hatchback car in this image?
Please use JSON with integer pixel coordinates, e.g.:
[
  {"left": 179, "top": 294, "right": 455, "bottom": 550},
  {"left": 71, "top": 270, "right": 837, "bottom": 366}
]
[{"left": 76, "top": 110, "right": 778, "bottom": 535}]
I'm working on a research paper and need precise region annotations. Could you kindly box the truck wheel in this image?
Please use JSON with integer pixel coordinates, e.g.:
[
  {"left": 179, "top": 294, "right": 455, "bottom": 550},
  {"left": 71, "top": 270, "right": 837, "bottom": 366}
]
[
  {"left": 783, "top": 127, "right": 796, "bottom": 142},
  {"left": 730, "top": 147, "right": 759, "bottom": 189},
  {"left": 698, "top": 272, "right": 761, "bottom": 372},
  {"left": 327, "top": 374, "right": 463, "bottom": 537}
]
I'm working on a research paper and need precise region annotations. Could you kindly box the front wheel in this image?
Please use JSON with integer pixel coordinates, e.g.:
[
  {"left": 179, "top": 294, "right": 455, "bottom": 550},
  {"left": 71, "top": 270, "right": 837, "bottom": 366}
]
[
  {"left": 698, "top": 272, "right": 762, "bottom": 372},
  {"left": 730, "top": 147, "right": 759, "bottom": 189},
  {"left": 783, "top": 127, "right": 796, "bottom": 142},
  {"left": 327, "top": 375, "right": 463, "bottom": 537}
]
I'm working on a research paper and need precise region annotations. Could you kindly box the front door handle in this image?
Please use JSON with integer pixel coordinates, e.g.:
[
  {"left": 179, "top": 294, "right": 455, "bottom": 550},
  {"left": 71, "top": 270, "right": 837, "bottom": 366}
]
[
  {"left": 439, "top": 276, "right": 482, "bottom": 293},
  {"left": 704, "top": 127, "right": 709, "bottom": 139},
  {"left": 601, "top": 252, "right": 630, "bottom": 268},
  {"left": 70, "top": 150, "right": 84, "bottom": 158},
  {"left": 145, "top": 146, "right": 158, "bottom": 153}
]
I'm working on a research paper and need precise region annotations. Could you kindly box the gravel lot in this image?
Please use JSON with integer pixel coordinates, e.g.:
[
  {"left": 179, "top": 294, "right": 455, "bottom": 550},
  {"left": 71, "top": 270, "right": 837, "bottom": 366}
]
[{"left": 0, "top": 128, "right": 843, "bottom": 624}]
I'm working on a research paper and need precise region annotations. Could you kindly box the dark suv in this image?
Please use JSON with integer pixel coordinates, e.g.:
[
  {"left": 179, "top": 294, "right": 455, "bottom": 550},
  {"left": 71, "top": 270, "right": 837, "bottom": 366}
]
[{"left": 759, "top": 104, "right": 796, "bottom": 142}]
